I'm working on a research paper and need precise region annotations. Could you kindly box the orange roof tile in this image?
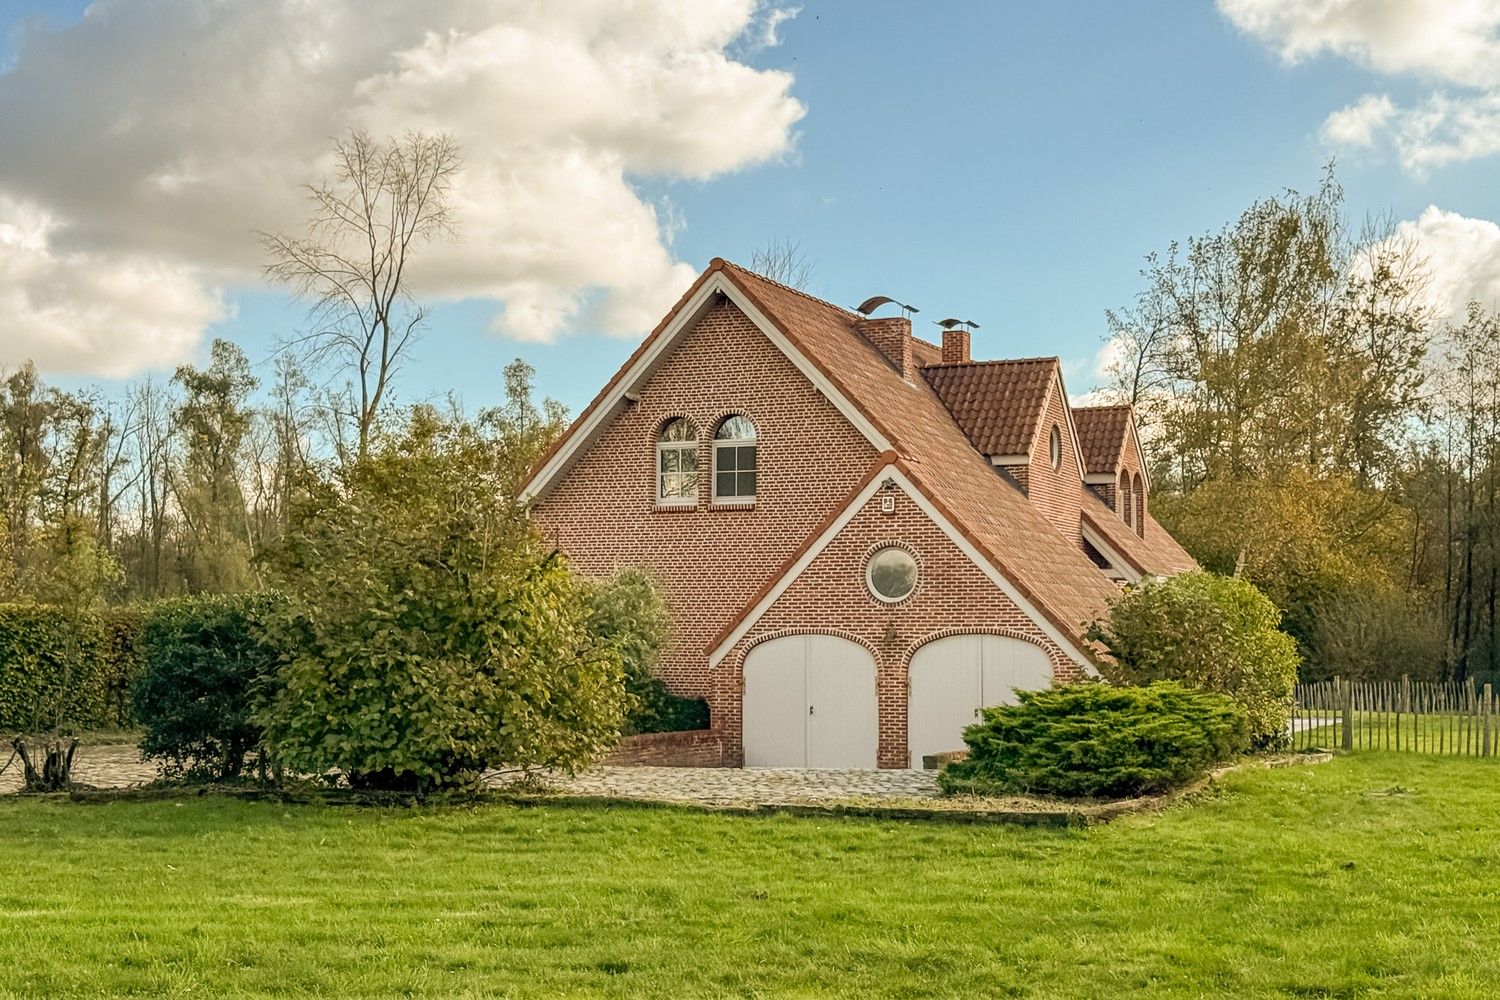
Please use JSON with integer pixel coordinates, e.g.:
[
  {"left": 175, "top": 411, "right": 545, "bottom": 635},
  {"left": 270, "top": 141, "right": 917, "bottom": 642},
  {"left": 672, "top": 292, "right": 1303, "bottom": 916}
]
[
  {"left": 920, "top": 359, "right": 1058, "bottom": 457},
  {"left": 1072, "top": 405, "right": 1132, "bottom": 475},
  {"left": 1080, "top": 488, "right": 1198, "bottom": 577}
]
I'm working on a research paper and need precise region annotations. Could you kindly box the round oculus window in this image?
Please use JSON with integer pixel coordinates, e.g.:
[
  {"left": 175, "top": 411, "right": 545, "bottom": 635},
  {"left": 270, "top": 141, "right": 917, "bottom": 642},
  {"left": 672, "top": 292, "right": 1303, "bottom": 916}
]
[{"left": 867, "top": 546, "right": 918, "bottom": 603}]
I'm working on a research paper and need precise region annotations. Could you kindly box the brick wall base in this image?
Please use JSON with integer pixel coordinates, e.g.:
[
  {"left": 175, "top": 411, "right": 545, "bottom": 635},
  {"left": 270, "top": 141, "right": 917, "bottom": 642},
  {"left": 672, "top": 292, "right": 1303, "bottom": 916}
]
[{"left": 603, "top": 729, "right": 727, "bottom": 767}]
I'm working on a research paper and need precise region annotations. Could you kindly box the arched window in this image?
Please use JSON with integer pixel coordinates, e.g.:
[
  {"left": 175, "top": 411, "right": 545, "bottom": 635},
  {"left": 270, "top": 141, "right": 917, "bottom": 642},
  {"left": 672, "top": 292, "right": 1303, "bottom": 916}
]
[
  {"left": 1048, "top": 424, "right": 1062, "bottom": 470},
  {"left": 656, "top": 417, "right": 698, "bottom": 503},
  {"left": 1133, "top": 472, "right": 1145, "bottom": 535},
  {"left": 713, "top": 415, "right": 757, "bottom": 501},
  {"left": 1118, "top": 471, "right": 1131, "bottom": 524}
]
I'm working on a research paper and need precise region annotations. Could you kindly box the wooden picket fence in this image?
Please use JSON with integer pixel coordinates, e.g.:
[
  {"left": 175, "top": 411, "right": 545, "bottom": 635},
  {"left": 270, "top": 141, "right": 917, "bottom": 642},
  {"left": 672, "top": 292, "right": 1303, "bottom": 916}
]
[{"left": 1291, "top": 677, "right": 1499, "bottom": 756}]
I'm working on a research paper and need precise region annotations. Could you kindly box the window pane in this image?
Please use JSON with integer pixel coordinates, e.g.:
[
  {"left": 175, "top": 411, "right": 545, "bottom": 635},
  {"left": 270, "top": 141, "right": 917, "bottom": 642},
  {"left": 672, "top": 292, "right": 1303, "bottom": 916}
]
[
  {"left": 737, "top": 445, "right": 756, "bottom": 470},
  {"left": 681, "top": 448, "right": 697, "bottom": 472},
  {"left": 660, "top": 418, "right": 696, "bottom": 442},
  {"left": 681, "top": 471, "right": 698, "bottom": 495},
  {"left": 661, "top": 448, "right": 679, "bottom": 474},
  {"left": 715, "top": 415, "right": 756, "bottom": 441},
  {"left": 716, "top": 471, "right": 735, "bottom": 497},
  {"left": 716, "top": 444, "right": 736, "bottom": 472},
  {"left": 738, "top": 471, "right": 756, "bottom": 496},
  {"left": 867, "top": 547, "right": 917, "bottom": 601}
]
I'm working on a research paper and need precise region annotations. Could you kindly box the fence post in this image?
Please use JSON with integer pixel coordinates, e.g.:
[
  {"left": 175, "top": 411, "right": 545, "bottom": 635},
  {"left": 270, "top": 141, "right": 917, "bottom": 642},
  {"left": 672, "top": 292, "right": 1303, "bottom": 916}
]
[
  {"left": 1485, "top": 684, "right": 1493, "bottom": 758},
  {"left": 1399, "top": 674, "right": 1409, "bottom": 752},
  {"left": 1350, "top": 680, "right": 1362, "bottom": 749}
]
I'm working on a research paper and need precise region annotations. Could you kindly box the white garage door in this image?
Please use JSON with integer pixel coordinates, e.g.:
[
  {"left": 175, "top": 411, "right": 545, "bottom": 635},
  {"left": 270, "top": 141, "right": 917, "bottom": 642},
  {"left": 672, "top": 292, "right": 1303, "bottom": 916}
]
[
  {"left": 907, "top": 634, "right": 1054, "bottom": 767},
  {"left": 743, "top": 634, "right": 878, "bottom": 768}
]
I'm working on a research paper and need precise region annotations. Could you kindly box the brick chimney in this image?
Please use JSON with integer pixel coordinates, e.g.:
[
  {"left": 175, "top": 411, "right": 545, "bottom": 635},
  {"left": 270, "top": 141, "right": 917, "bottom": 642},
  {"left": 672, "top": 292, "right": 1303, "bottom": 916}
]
[
  {"left": 941, "top": 328, "right": 971, "bottom": 365},
  {"left": 859, "top": 317, "right": 913, "bottom": 380}
]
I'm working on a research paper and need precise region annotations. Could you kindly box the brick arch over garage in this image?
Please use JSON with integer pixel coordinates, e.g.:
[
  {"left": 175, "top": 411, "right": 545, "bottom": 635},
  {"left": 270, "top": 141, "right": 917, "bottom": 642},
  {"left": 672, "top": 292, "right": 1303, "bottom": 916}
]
[{"left": 906, "top": 626, "right": 1073, "bottom": 673}]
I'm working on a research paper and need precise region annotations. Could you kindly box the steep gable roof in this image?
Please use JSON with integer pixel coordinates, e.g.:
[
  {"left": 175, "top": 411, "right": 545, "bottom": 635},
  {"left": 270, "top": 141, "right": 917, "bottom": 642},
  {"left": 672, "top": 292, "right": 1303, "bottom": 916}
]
[
  {"left": 1072, "top": 405, "right": 1132, "bottom": 475},
  {"left": 713, "top": 261, "right": 1120, "bottom": 659},
  {"left": 523, "top": 258, "right": 1148, "bottom": 662},
  {"left": 920, "top": 359, "right": 1057, "bottom": 459}
]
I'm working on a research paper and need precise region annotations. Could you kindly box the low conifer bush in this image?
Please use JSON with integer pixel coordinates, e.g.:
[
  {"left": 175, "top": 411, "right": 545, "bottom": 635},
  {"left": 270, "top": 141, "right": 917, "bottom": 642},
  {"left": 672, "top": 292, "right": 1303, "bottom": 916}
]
[{"left": 939, "top": 681, "right": 1249, "bottom": 800}]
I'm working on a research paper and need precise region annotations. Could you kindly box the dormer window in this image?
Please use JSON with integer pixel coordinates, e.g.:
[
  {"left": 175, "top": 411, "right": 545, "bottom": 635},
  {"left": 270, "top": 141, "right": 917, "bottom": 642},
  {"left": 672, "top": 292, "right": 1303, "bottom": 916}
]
[
  {"left": 713, "top": 415, "right": 757, "bottom": 501},
  {"left": 657, "top": 417, "right": 698, "bottom": 504}
]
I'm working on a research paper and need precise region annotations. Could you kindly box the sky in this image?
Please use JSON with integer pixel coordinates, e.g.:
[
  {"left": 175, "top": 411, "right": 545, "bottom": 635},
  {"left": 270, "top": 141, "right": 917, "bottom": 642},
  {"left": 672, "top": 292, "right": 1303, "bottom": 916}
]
[{"left": 5, "top": 1, "right": 1500, "bottom": 416}]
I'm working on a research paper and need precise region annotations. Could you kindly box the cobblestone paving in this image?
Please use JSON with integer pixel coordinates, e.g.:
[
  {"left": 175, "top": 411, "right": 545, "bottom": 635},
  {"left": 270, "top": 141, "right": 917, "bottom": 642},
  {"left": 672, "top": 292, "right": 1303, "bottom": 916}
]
[
  {"left": 542, "top": 766, "right": 940, "bottom": 806},
  {"left": 0, "top": 744, "right": 939, "bottom": 807},
  {"left": 0, "top": 743, "right": 156, "bottom": 794}
]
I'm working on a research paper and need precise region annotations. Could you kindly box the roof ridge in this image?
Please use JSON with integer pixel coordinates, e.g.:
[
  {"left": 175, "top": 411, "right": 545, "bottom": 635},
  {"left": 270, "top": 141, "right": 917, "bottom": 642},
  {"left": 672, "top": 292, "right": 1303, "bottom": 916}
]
[
  {"left": 922, "top": 356, "right": 1060, "bottom": 369},
  {"left": 717, "top": 258, "right": 863, "bottom": 322},
  {"left": 1073, "top": 402, "right": 1132, "bottom": 412}
]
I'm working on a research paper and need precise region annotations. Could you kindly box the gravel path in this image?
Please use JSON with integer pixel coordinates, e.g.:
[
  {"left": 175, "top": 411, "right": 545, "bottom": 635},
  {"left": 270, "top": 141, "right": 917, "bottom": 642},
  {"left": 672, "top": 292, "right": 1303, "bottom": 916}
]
[
  {"left": 542, "top": 766, "right": 940, "bottom": 805},
  {"left": 0, "top": 743, "right": 156, "bottom": 794},
  {"left": 0, "top": 744, "right": 940, "bottom": 807}
]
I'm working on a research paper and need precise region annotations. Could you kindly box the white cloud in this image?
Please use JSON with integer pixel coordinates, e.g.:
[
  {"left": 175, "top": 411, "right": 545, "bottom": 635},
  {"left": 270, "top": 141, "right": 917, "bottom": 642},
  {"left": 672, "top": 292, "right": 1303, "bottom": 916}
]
[
  {"left": 0, "top": 0, "right": 805, "bottom": 374},
  {"left": 1219, "top": 0, "right": 1500, "bottom": 173},
  {"left": 747, "top": 5, "right": 802, "bottom": 51},
  {"left": 1390, "top": 205, "right": 1500, "bottom": 318},
  {"left": 1320, "top": 93, "right": 1394, "bottom": 146},
  {"left": 0, "top": 197, "right": 225, "bottom": 377}
]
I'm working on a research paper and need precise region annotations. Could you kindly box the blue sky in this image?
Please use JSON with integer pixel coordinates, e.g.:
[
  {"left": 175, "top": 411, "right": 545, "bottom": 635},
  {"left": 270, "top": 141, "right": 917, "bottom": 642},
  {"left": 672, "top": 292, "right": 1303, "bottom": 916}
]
[{"left": 5, "top": 2, "right": 1500, "bottom": 415}]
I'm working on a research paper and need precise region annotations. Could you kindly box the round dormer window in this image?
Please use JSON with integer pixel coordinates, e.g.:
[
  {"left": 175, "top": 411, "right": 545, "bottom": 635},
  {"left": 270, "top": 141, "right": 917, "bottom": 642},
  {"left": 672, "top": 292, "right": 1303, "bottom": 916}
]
[
  {"left": 1049, "top": 424, "right": 1062, "bottom": 470},
  {"left": 867, "top": 546, "right": 918, "bottom": 603}
]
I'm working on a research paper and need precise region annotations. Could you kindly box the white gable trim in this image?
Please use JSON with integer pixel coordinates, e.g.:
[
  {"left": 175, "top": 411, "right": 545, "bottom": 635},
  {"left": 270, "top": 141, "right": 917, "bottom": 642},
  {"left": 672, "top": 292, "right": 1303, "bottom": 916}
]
[
  {"left": 1081, "top": 520, "right": 1143, "bottom": 585},
  {"left": 709, "top": 466, "right": 1097, "bottom": 673},
  {"left": 520, "top": 271, "right": 891, "bottom": 503}
]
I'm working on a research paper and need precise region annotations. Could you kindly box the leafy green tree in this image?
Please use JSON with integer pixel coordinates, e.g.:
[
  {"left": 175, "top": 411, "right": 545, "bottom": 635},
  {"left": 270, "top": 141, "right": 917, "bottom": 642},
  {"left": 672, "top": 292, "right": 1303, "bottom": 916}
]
[
  {"left": 587, "top": 568, "right": 709, "bottom": 734},
  {"left": 259, "top": 408, "right": 626, "bottom": 791},
  {"left": 171, "top": 339, "right": 258, "bottom": 593},
  {"left": 1089, "top": 572, "right": 1300, "bottom": 748}
]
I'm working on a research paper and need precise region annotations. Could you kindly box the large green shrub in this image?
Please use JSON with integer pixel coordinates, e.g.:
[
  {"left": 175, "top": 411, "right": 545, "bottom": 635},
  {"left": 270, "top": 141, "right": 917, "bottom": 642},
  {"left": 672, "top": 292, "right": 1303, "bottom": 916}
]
[
  {"left": 133, "top": 595, "right": 281, "bottom": 781},
  {"left": 1088, "top": 572, "right": 1299, "bottom": 748},
  {"left": 260, "top": 410, "right": 629, "bottom": 792},
  {"left": 939, "top": 682, "right": 1249, "bottom": 800},
  {"left": 587, "top": 568, "right": 710, "bottom": 735},
  {"left": 0, "top": 604, "right": 121, "bottom": 735}
]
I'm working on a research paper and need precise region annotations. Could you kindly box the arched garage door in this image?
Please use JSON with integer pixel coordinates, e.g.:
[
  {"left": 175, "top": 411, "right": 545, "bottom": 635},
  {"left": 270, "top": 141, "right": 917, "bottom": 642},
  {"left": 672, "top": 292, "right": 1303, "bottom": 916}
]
[
  {"left": 908, "top": 634, "right": 1054, "bottom": 768},
  {"left": 743, "top": 634, "right": 878, "bottom": 768}
]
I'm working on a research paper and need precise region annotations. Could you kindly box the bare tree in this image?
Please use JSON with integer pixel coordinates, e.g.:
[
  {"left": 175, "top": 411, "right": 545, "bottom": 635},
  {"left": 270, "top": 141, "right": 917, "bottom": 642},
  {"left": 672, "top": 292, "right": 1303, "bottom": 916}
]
[
  {"left": 262, "top": 130, "right": 461, "bottom": 460},
  {"left": 750, "top": 237, "right": 815, "bottom": 291}
]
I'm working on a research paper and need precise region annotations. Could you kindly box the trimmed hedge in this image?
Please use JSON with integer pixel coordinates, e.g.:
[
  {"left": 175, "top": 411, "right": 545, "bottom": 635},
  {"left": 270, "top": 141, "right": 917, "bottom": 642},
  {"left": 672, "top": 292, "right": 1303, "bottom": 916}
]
[
  {"left": 0, "top": 604, "right": 134, "bottom": 735},
  {"left": 939, "top": 682, "right": 1250, "bottom": 800},
  {"left": 133, "top": 594, "right": 282, "bottom": 780}
]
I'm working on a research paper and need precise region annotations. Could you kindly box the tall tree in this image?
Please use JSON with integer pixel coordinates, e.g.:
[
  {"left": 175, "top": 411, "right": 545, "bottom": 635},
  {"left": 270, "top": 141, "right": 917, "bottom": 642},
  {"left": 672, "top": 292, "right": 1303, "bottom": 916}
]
[
  {"left": 262, "top": 130, "right": 461, "bottom": 461},
  {"left": 171, "top": 339, "right": 258, "bottom": 593}
]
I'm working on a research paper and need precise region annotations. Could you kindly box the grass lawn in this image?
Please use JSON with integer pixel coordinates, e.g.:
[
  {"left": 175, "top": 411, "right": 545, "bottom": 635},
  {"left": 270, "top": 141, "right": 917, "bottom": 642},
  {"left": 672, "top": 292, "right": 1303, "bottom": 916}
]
[
  {"left": 1296, "top": 712, "right": 1499, "bottom": 754},
  {"left": 2, "top": 754, "right": 1499, "bottom": 998}
]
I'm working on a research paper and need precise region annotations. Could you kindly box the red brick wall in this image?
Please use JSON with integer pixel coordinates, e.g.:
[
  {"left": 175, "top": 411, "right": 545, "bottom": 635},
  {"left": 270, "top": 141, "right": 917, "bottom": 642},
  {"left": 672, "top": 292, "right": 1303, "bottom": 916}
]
[
  {"left": 1024, "top": 376, "right": 1084, "bottom": 544},
  {"left": 604, "top": 729, "right": 726, "bottom": 767},
  {"left": 1114, "top": 425, "right": 1147, "bottom": 535},
  {"left": 716, "top": 485, "right": 1083, "bottom": 768},
  {"left": 532, "top": 298, "right": 879, "bottom": 699}
]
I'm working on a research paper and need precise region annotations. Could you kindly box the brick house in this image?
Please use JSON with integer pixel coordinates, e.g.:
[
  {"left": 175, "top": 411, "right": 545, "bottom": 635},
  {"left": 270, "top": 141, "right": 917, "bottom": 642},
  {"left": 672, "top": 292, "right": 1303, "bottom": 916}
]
[{"left": 522, "top": 259, "right": 1196, "bottom": 768}]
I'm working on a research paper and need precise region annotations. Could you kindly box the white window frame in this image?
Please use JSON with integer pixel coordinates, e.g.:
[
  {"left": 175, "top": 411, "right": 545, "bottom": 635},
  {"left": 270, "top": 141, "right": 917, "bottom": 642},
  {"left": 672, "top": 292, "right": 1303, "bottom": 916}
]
[
  {"left": 656, "top": 420, "right": 699, "bottom": 506},
  {"left": 711, "top": 417, "right": 757, "bottom": 503}
]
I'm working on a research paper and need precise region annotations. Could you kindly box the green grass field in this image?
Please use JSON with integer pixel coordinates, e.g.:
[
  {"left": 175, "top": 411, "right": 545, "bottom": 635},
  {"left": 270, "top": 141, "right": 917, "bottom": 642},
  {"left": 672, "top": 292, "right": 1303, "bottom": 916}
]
[{"left": 2, "top": 753, "right": 1499, "bottom": 998}]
